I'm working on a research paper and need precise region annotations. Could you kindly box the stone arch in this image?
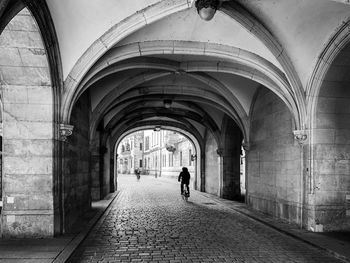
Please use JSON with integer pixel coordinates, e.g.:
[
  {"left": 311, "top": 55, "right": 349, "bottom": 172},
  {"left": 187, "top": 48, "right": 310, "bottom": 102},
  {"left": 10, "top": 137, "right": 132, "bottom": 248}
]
[
  {"left": 64, "top": 41, "right": 296, "bottom": 126},
  {"left": 0, "top": 7, "right": 56, "bottom": 237},
  {"left": 62, "top": 2, "right": 306, "bottom": 129},
  {"left": 307, "top": 20, "right": 350, "bottom": 127},
  {"left": 113, "top": 124, "right": 202, "bottom": 191},
  {"left": 306, "top": 20, "right": 350, "bottom": 231},
  {"left": 247, "top": 86, "right": 302, "bottom": 226},
  {"left": 220, "top": 3, "right": 306, "bottom": 127}
]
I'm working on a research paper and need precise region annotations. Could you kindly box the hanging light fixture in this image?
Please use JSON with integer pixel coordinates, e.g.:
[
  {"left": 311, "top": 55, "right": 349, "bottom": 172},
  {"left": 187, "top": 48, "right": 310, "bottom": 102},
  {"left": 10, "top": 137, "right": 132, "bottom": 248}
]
[{"left": 195, "top": 0, "right": 220, "bottom": 21}]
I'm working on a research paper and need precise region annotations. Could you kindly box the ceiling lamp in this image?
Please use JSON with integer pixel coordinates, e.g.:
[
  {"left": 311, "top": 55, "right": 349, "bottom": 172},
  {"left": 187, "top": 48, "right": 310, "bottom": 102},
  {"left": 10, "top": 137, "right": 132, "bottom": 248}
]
[{"left": 195, "top": 0, "right": 220, "bottom": 21}]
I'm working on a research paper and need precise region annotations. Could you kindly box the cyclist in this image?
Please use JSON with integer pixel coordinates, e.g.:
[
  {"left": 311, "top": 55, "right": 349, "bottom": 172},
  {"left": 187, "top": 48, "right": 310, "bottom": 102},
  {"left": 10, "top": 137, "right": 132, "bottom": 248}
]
[{"left": 178, "top": 167, "right": 190, "bottom": 196}]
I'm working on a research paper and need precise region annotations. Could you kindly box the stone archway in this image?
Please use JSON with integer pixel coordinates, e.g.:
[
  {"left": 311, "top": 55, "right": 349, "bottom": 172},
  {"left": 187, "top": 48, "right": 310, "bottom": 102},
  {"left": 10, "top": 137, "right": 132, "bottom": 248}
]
[
  {"left": 113, "top": 126, "right": 203, "bottom": 192},
  {"left": 0, "top": 8, "right": 55, "bottom": 238}
]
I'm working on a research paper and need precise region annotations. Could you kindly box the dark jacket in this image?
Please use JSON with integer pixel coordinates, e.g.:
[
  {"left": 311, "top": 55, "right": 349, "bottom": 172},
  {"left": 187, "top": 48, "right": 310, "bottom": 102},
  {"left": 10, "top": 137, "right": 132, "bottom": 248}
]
[{"left": 178, "top": 169, "right": 190, "bottom": 184}]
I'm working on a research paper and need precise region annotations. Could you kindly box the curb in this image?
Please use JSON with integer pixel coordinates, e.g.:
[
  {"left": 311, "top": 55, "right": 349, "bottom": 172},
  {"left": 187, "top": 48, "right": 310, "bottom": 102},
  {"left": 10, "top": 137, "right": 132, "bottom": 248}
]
[{"left": 52, "top": 191, "right": 121, "bottom": 263}]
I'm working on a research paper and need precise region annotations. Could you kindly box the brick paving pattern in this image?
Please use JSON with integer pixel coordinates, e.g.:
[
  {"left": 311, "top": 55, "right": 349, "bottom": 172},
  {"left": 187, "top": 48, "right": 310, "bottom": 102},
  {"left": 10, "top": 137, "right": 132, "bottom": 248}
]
[{"left": 68, "top": 175, "right": 342, "bottom": 263}]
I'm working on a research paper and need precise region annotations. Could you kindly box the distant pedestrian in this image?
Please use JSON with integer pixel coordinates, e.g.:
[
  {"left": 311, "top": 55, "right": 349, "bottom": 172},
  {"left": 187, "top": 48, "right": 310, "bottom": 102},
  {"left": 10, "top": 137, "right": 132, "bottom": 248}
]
[
  {"left": 178, "top": 167, "right": 190, "bottom": 196},
  {"left": 135, "top": 168, "right": 141, "bottom": 181}
]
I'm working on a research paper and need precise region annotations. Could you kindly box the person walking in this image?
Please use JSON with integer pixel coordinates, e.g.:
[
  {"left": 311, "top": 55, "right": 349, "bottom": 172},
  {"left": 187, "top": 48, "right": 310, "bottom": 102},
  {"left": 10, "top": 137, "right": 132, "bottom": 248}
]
[{"left": 178, "top": 167, "right": 190, "bottom": 196}]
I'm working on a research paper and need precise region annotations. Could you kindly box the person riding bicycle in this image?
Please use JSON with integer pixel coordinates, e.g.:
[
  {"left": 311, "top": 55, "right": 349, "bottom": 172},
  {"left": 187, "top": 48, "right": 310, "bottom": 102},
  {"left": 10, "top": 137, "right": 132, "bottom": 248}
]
[{"left": 178, "top": 167, "right": 190, "bottom": 196}]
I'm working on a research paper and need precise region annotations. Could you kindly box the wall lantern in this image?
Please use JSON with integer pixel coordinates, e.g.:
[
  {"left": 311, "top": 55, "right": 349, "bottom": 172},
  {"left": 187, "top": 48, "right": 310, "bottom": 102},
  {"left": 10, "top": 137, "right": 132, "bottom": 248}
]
[{"left": 194, "top": 0, "right": 231, "bottom": 21}]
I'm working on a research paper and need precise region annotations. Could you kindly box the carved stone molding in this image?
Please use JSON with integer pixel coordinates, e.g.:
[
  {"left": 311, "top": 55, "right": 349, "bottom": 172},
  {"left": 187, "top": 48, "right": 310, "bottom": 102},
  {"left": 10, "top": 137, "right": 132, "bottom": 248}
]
[
  {"left": 293, "top": 130, "right": 308, "bottom": 146},
  {"left": 242, "top": 142, "right": 250, "bottom": 152},
  {"left": 216, "top": 148, "right": 223, "bottom": 157},
  {"left": 59, "top": 124, "right": 74, "bottom": 142}
]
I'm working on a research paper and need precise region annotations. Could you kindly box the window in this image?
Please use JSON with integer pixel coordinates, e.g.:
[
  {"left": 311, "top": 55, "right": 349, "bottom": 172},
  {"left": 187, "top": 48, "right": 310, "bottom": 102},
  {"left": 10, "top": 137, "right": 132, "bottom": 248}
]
[
  {"left": 180, "top": 151, "right": 183, "bottom": 166},
  {"left": 189, "top": 149, "right": 192, "bottom": 166},
  {"left": 145, "top": 137, "right": 149, "bottom": 150},
  {"left": 139, "top": 159, "right": 143, "bottom": 167},
  {"left": 140, "top": 143, "right": 143, "bottom": 150},
  {"left": 169, "top": 153, "right": 173, "bottom": 167}
]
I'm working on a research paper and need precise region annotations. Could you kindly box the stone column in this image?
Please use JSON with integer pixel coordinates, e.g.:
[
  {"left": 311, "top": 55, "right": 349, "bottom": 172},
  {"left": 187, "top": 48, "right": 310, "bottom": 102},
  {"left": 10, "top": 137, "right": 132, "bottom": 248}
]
[
  {"left": 217, "top": 148, "right": 224, "bottom": 198},
  {"left": 293, "top": 129, "right": 309, "bottom": 230}
]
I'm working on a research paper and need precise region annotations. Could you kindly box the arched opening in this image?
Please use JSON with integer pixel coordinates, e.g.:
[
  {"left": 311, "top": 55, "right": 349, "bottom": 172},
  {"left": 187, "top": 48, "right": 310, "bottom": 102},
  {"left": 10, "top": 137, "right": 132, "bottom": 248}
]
[
  {"left": 248, "top": 86, "right": 302, "bottom": 225},
  {"left": 114, "top": 127, "right": 202, "bottom": 194},
  {"left": 309, "top": 42, "right": 350, "bottom": 231}
]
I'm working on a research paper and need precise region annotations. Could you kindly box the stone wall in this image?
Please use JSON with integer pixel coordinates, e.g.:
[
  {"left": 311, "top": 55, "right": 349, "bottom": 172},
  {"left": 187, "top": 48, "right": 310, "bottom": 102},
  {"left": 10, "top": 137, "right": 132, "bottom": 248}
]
[
  {"left": 204, "top": 130, "right": 219, "bottom": 195},
  {"left": 64, "top": 92, "right": 91, "bottom": 232},
  {"left": 312, "top": 46, "right": 350, "bottom": 231},
  {"left": 0, "top": 9, "right": 55, "bottom": 237},
  {"left": 248, "top": 88, "right": 302, "bottom": 224}
]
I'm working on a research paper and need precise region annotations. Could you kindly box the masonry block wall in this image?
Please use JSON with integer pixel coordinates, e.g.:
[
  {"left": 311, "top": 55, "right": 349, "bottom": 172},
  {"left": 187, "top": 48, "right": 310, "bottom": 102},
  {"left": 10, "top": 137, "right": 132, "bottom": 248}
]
[
  {"left": 248, "top": 88, "right": 302, "bottom": 224},
  {"left": 204, "top": 130, "right": 219, "bottom": 195},
  {"left": 312, "top": 46, "right": 350, "bottom": 231},
  {"left": 64, "top": 93, "right": 91, "bottom": 232},
  {"left": 0, "top": 9, "right": 55, "bottom": 237}
]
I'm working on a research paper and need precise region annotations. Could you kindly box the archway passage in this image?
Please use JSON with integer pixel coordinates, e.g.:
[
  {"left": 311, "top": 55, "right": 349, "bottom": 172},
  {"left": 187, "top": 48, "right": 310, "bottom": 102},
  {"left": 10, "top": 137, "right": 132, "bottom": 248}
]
[
  {"left": 60, "top": 7, "right": 303, "bottom": 233},
  {"left": 115, "top": 128, "right": 200, "bottom": 193}
]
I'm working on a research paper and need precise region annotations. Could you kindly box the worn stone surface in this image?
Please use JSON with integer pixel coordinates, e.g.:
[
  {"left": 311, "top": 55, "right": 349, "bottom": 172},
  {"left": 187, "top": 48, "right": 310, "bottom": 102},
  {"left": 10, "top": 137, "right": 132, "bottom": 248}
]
[
  {"left": 312, "top": 56, "right": 350, "bottom": 230},
  {"left": 0, "top": 9, "right": 54, "bottom": 238},
  {"left": 64, "top": 92, "right": 91, "bottom": 232},
  {"left": 204, "top": 130, "right": 219, "bottom": 195},
  {"left": 68, "top": 175, "right": 342, "bottom": 263},
  {"left": 248, "top": 88, "right": 301, "bottom": 225}
]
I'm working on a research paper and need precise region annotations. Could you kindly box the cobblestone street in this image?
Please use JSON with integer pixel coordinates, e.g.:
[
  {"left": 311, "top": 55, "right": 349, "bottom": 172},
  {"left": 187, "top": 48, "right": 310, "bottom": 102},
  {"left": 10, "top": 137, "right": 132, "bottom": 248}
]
[{"left": 68, "top": 175, "right": 342, "bottom": 263}]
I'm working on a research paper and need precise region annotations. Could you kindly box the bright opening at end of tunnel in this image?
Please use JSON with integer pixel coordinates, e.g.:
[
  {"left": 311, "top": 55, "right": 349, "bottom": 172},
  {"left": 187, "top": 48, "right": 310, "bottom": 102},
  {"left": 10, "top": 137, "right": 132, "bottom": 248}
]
[
  {"left": 116, "top": 129, "right": 196, "bottom": 182},
  {"left": 115, "top": 128, "right": 246, "bottom": 200}
]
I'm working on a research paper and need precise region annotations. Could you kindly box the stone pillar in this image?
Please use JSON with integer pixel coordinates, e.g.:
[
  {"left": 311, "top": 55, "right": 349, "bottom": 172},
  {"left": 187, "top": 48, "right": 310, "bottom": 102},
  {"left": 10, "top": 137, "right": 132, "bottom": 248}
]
[
  {"left": 90, "top": 131, "right": 100, "bottom": 201},
  {"left": 293, "top": 130, "right": 309, "bottom": 230},
  {"left": 217, "top": 148, "right": 224, "bottom": 198},
  {"left": 0, "top": 9, "right": 55, "bottom": 237}
]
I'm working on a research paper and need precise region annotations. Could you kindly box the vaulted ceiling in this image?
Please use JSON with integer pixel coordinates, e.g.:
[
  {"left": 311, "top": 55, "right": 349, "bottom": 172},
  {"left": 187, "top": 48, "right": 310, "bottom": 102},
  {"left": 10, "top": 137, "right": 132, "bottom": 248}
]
[{"left": 42, "top": 0, "right": 350, "bottom": 144}]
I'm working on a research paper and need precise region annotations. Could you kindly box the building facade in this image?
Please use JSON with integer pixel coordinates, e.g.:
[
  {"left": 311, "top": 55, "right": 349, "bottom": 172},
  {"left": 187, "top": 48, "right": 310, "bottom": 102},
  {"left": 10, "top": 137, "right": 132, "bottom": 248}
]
[{"left": 118, "top": 130, "right": 196, "bottom": 179}]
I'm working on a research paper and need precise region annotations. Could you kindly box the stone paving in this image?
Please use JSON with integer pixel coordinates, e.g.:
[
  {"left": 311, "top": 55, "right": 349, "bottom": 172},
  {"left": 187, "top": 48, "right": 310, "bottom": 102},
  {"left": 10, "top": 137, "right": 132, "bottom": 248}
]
[{"left": 68, "top": 175, "right": 343, "bottom": 263}]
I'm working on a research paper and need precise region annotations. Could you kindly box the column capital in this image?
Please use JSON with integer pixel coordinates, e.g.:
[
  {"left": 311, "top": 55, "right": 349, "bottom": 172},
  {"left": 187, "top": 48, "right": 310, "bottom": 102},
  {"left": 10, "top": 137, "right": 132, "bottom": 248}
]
[
  {"left": 216, "top": 148, "right": 223, "bottom": 157},
  {"left": 242, "top": 142, "right": 250, "bottom": 152},
  {"left": 293, "top": 129, "right": 308, "bottom": 146},
  {"left": 59, "top": 123, "right": 74, "bottom": 142}
]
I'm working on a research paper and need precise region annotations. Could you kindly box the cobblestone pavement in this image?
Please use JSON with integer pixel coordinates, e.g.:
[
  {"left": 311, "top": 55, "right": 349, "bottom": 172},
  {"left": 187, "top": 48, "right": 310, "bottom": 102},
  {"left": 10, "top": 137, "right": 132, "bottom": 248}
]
[{"left": 68, "top": 175, "right": 342, "bottom": 263}]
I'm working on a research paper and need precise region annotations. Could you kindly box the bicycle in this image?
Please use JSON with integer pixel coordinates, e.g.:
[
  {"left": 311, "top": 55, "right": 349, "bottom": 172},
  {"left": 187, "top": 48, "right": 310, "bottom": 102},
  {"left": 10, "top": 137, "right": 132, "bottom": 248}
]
[{"left": 182, "top": 185, "right": 190, "bottom": 201}]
